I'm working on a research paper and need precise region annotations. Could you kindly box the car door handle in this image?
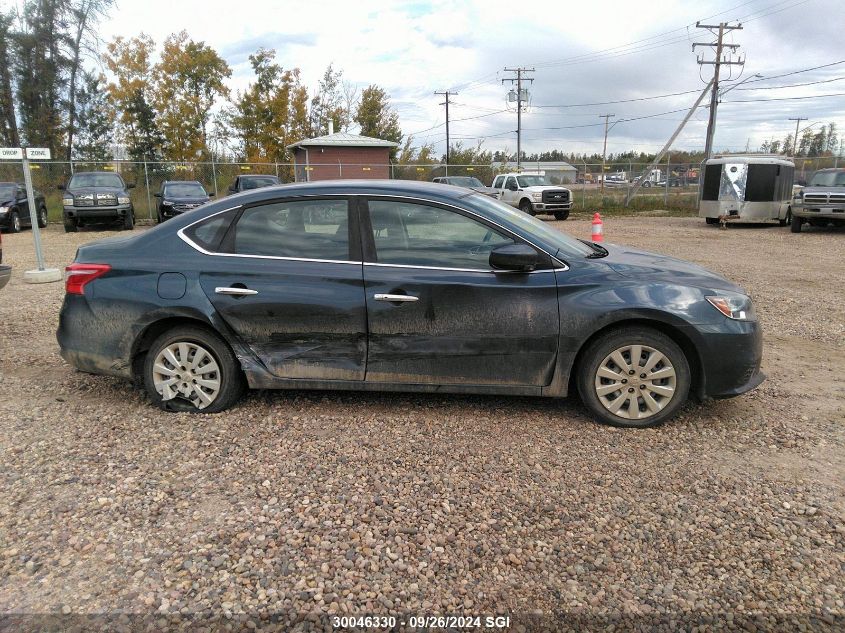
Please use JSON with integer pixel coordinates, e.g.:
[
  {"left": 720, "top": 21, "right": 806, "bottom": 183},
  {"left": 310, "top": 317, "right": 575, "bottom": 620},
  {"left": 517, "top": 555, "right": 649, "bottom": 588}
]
[
  {"left": 374, "top": 293, "right": 418, "bottom": 302},
  {"left": 215, "top": 286, "right": 258, "bottom": 296}
]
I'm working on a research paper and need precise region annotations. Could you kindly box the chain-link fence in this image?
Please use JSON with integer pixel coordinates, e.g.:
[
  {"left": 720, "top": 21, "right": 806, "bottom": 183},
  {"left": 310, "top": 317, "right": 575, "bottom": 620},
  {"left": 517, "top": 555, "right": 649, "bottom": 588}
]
[{"left": 1, "top": 156, "right": 840, "bottom": 223}]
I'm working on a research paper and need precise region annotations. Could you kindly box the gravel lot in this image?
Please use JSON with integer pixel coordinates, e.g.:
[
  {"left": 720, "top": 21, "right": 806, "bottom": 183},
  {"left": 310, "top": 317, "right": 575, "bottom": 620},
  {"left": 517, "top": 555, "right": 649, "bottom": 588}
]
[{"left": 1, "top": 217, "right": 843, "bottom": 630}]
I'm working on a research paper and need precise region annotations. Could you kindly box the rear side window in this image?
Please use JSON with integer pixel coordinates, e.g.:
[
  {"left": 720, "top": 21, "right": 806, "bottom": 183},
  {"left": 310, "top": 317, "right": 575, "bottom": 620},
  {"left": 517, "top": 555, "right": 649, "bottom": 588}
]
[
  {"left": 230, "top": 199, "right": 350, "bottom": 261},
  {"left": 492, "top": 176, "right": 503, "bottom": 188},
  {"left": 183, "top": 209, "right": 238, "bottom": 252}
]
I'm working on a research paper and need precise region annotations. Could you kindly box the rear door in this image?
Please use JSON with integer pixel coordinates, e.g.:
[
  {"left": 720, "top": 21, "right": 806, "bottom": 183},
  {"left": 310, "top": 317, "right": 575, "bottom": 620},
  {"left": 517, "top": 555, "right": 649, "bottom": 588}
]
[
  {"left": 196, "top": 196, "right": 367, "bottom": 381},
  {"left": 16, "top": 186, "right": 31, "bottom": 225},
  {"left": 361, "top": 197, "right": 559, "bottom": 386}
]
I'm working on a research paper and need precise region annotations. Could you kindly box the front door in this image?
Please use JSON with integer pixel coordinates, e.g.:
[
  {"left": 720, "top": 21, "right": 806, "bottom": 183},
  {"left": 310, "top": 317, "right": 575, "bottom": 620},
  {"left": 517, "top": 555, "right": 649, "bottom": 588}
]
[
  {"left": 198, "top": 197, "right": 367, "bottom": 381},
  {"left": 361, "top": 198, "right": 559, "bottom": 386}
]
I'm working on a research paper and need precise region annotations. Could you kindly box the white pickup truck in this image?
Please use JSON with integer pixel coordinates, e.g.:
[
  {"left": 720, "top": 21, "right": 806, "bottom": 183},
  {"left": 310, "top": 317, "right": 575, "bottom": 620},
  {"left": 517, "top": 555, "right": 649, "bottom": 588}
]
[{"left": 491, "top": 173, "right": 572, "bottom": 220}]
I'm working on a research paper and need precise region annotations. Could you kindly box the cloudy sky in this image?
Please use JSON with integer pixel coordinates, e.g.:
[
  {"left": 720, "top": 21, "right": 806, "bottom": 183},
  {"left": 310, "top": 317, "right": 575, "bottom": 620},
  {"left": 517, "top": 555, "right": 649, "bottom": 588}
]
[{"left": 94, "top": 0, "right": 844, "bottom": 157}]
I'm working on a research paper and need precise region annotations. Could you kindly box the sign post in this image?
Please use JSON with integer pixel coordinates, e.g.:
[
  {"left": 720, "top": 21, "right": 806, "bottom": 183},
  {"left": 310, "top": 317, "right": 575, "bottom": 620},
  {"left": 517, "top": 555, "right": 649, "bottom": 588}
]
[{"left": 0, "top": 147, "right": 61, "bottom": 283}]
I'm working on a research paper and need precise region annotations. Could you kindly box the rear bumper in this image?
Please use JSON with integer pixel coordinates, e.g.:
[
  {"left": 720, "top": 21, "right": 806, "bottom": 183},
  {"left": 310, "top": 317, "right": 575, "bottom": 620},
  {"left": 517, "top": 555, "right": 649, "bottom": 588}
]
[
  {"left": 0, "top": 265, "right": 11, "bottom": 290},
  {"left": 57, "top": 294, "right": 132, "bottom": 379},
  {"left": 64, "top": 205, "right": 132, "bottom": 221}
]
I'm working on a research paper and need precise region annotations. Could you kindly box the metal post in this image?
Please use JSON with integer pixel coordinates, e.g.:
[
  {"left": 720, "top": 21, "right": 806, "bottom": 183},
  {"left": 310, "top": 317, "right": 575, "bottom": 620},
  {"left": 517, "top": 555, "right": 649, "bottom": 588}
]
[
  {"left": 143, "top": 160, "right": 153, "bottom": 220},
  {"left": 22, "top": 157, "right": 45, "bottom": 270},
  {"left": 599, "top": 114, "right": 614, "bottom": 195},
  {"left": 665, "top": 153, "right": 670, "bottom": 206},
  {"left": 581, "top": 159, "right": 587, "bottom": 209},
  {"left": 211, "top": 157, "right": 219, "bottom": 197}
]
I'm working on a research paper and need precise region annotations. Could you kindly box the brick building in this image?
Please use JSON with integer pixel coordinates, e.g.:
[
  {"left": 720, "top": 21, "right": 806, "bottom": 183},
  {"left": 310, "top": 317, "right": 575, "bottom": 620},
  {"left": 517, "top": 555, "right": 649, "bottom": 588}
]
[{"left": 287, "top": 126, "right": 399, "bottom": 182}]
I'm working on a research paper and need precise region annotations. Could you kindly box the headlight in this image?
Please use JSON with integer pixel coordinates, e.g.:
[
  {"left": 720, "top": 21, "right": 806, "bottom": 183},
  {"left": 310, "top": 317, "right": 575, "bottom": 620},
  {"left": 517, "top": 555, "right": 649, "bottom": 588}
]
[
  {"left": 706, "top": 293, "right": 755, "bottom": 321},
  {"left": 531, "top": 192, "right": 542, "bottom": 201},
  {"left": 62, "top": 197, "right": 74, "bottom": 207},
  {"left": 793, "top": 191, "right": 803, "bottom": 200},
  {"left": 0, "top": 206, "right": 7, "bottom": 215},
  {"left": 161, "top": 200, "right": 172, "bottom": 207},
  {"left": 117, "top": 196, "right": 131, "bottom": 205}
]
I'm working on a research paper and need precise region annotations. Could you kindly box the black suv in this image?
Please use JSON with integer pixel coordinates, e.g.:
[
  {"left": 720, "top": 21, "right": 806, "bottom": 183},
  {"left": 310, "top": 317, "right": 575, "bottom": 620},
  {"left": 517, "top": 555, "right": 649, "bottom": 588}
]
[
  {"left": 0, "top": 182, "right": 48, "bottom": 233},
  {"left": 60, "top": 171, "right": 135, "bottom": 232},
  {"left": 227, "top": 174, "right": 281, "bottom": 194},
  {"left": 155, "top": 181, "right": 212, "bottom": 223}
]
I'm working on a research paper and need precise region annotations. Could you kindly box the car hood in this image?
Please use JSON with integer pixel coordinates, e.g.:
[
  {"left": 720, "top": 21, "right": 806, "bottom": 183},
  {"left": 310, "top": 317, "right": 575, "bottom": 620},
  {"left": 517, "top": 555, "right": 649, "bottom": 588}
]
[
  {"left": 524, "top": 185, "right": 570, "bottom": 192},
  {"left": 162, "top": 196, "right": 209, "bottom": 204},
  {"left": 801, "top": 186, "right": 845, "bottom": 194},
  {"left": 67, "top": 186, "right": 127, "bottom": 196},
  {"left": 470, "top": 186, "right": 500, "bottom": 195},
  {"left": 596, "top": 243, "right": 744, "bottom": 293}
]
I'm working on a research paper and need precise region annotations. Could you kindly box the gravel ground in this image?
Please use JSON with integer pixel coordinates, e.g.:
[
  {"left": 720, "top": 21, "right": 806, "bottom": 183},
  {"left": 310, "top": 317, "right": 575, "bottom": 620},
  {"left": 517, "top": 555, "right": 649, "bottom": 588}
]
[{"left": 0, "top": 218, "right": 843, "bottom": 631}]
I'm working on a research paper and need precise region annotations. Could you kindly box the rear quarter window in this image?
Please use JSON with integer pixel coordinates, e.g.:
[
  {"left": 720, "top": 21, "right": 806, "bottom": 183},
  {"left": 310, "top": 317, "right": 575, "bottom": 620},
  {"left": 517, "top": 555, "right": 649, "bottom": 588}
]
[{"left": 183, "top": 209, "right": 238, "bottom": 252}]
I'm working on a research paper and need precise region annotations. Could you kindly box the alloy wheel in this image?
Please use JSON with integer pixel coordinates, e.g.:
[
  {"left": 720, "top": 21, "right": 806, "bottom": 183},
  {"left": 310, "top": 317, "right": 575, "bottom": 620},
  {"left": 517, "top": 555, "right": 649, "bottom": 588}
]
[
  {"left": 151, "top": 341, "right": 221, "bottom": 410},
  {"left": 594, "top": 344, "right": 677, "bottom": 420}
]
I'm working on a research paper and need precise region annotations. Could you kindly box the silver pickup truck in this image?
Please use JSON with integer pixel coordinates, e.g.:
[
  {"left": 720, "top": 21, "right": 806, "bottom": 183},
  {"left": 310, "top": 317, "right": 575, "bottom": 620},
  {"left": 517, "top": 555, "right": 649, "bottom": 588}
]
[{"left": 791, "top": 168, "right": 845, "bottom": 232}]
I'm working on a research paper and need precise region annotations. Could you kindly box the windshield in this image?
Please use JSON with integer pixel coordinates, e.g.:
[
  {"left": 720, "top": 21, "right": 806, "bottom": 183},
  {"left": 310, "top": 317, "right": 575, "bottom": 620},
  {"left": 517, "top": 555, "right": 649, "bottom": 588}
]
[
  {"left": 466, "top": 194, "right": 593, "bottom": 259},
  {"left": 0, "top": 185, "right": 15, "bottom": 200},
  {"left": 808, "top": 170, "right": 845, "bottom": 187},
  {"left": 164, "top": 183, "right": 207, "bottom": 198},
  {"left": 68, "top": 173, "right": 124, "bottom": 189},
  {"left": 242, "top": 176, "right": 279, "bottom": 190},
  {"left": 517, "top": 175, "right": 550, "bottom": 187},
  {"left": 446, "top": 177, "right": 484, "bottom": 187}
]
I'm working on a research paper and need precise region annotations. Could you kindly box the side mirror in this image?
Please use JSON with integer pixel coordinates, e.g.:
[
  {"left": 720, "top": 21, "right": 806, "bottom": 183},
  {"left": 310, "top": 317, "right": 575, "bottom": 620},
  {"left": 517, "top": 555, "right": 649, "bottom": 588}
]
[
  {"left": 154, "top": 193, "right": 162, "bottom": 198},
  {"left": 127, "top": 183, "right": 136, "bottom": 189},
  {"left": 207, "top": 192, "right": 215, "bottom": 197},
  {"left": 489, "top": 243, "right": 538, "bottom": 272},
  {"left": 57, "top": 184, "right": 65, "bottom": 191}
]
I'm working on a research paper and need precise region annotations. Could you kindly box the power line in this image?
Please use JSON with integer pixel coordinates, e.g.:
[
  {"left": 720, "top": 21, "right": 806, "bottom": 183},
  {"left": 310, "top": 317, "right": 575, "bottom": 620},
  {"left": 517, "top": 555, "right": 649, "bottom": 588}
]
[
  {"left": 502, "top": 67, "right": 534, "bottom": 168},
  {"left": 735, "top": 75, "right": 845, "bottom": 90},
  {"left": 724, "top": 92, "right": 845, "bottom": 102}
]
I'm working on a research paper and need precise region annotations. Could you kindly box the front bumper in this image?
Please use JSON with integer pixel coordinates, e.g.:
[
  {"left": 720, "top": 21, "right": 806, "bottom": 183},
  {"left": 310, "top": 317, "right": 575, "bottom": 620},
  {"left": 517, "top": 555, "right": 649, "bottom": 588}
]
[
  {"left": 0, "top": 264, "right": 11, "bottom": 290},
  {"left": 532, "top": 202, "right": 572, "bottom": 211},
  {"left": 792, "top": 203, "right": 845, "bottom": 220},
  {"left": 64, "top": 205, "right": 132, "bottom": 221},
  {"left": 693, "top": 318, "right": 765, "bottom": 398}
]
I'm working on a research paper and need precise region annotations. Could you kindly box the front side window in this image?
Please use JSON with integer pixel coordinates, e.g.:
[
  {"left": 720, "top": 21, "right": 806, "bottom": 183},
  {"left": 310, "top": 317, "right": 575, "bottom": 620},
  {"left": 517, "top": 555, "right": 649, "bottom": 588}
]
[
  {"left": 367, "top": 200, "right": 514, "bottom": 270},
  {"left": 230, "top": 199, "right": 349, "bottom": 261}
]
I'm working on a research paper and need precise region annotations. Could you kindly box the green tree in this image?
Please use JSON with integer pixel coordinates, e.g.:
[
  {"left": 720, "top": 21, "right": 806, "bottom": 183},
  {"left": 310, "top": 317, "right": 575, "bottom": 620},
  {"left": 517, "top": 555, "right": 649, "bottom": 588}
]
[
  {"left": 309, "top": 64, "right": 347, "bottom": 136},
  {"left": 152, "top": 31, "right": 231, "bottom": 161},
  {"left": 354, "top": 84, "right": 402, "bottom": 158},
  {"left": 0, "top": 11, "right": 19, "bottom": 146},
  {"left": 73, "top": 71, "right": 113, "bottom": 160}
]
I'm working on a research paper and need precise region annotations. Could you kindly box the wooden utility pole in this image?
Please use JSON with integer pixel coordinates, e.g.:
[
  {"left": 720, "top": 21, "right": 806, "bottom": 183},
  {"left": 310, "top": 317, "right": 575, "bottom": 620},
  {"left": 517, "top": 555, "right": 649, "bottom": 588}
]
[
  {"left": 788, "top": 117, "right": 807, "bottom": 157},
  {"left": 434, "top": 90, "right": 456, "bottom": 175},
  {"left": 599, "top": 114, "right": 614, "bottom": 194},
  {"left": 694, "top": 21, "right": 743, "bottom": 159},
  {"left": 502, "top": 67, "right": 534, "bottom": 169}
]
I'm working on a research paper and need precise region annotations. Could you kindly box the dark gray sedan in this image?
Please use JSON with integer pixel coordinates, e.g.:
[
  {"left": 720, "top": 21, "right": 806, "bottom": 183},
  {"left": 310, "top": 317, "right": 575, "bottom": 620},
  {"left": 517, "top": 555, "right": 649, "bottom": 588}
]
[{"left": 57, "top": 180, "right": 763, "bottom": 428}]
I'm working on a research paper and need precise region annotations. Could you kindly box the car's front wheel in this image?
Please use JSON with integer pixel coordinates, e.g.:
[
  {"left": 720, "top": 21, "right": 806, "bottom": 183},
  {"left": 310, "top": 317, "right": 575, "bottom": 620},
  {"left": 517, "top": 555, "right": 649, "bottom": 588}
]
[
  {"left": 577, "top": 327, "right": 691, "bottom": 428},
  {"left": 554, "top": 209, "right": 570, "bottom": 221},
  {"left": 122, "top": 210, "right": 134, "bottom": 231},
  {"left": 9, "top": 210, "right": 21, "bottom": 233},
  {"left": 143, "top": 326, "right": 244, "bottom": 413},
  {"left": 790, "top": 214, "right": 802, "bottom": 233}
]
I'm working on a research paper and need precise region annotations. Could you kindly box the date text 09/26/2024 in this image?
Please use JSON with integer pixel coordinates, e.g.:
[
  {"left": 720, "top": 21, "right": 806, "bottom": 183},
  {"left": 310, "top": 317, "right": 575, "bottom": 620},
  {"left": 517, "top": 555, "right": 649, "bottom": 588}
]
[{"left": 332, "top": 615, "right": 512, "bottom": 629}]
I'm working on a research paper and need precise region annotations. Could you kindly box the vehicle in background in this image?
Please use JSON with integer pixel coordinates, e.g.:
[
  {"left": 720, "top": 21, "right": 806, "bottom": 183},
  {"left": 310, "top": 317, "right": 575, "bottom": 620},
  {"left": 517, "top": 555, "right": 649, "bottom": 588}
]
[
  {"left": 603, "top": 172, "right": 628, "bottom": 187},
  {"left": 698, "top": 155, "right": 794, "bottom": 226},
  {"left": 632, "top": 169, "right": 663, "bottom": 188},
  {"left": 790, "top": 168, "right": 845, "bottom": 233},
  {"left": 155, "top": 181, "right": 213, "bottom": 223},
  {"left": 491, "top": 173, "right": 572, "bottom": 220},
  {"left": 57, "top": 180, "right": 764, "bottom": 428},
  {"left": 0, "top": 182, "right": 48, "bottom": 233},
  {"left": 227, "top": 175, "right": 281, "bottom": 194},
  {"left": 60, "top": 172, "right": 135, "bottom": 233},
  {"left": 432, "top": 176, "right": 500, "bottom": 198},
  {"left": 0, "top": 231, "right": 9, "bottom": 290}
]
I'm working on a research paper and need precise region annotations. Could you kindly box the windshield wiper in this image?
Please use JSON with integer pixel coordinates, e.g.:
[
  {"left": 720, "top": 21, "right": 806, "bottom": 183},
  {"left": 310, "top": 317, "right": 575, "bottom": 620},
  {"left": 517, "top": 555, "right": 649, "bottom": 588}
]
[{"left": 579, "top": 239, "right": 609, "bottom": 258}]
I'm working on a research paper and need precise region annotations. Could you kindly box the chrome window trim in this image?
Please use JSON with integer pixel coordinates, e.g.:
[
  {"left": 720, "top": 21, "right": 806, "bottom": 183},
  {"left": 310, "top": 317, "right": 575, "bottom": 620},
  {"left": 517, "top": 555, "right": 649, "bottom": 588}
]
[{"left": 176, "top": 193, "right": 570, "bottom": 272}]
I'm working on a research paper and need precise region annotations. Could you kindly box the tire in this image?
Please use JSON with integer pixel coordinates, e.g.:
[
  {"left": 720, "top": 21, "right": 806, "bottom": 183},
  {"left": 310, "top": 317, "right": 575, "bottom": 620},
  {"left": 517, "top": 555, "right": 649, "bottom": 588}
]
[
  {"left": 642, "top": 181, "right": 652, "bottom": 188},
  {"left": 122, "top": 210, "right": 134, "bottom": 231},
  {"left": 519, "top": 199, "right": 536, "bottom": 216},
  {"left": 576, "top": 327, "right": 691, "bottom": 429},
  {"left": 37, "top": 206, "right": 48, "bottom": 228},
  {"left": 157, "top": 211, "right": 164, "bottom": 224},
  {"left": 64, "top": 217, "right": 78, "bottom": 233},
  {"left": 9, "top": 211, "right": 21, "bottom": 233},
  {"left": 790, "top": 214, "right": 802, "bottom": 233},
  {"left": 143, "top": 326, "right": 245, "bottom": 413},
  {"left": 705, "top": 217, "right": 719, "bottom": 225},
  {"left": 553, "top": 209, "right": 570, "bottom": 221},
  {"left": 779, "top": 208, "right": 791, "bottom": 227}
]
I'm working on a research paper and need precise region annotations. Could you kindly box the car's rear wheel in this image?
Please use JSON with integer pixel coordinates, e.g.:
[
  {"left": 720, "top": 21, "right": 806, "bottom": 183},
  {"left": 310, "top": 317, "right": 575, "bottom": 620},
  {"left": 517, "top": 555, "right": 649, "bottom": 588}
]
[
  {"left": 553, "top": 209, "right": 570, "bottom": 221},
  {"left": 779, "top": 208, "right": 791, "bottom": 227},
  {"left": 790, "top": 214, "right": 802, "bottom": 233},
  {"left": 37, "top": 206, "right": 48, "bottom": 228},
  {"left": 519, "top": 199, "right": 536, "bottom": 216},
  {"left": 9, "top": 211, "right": 21, "bottom": 233},
  {"left": 144, "top": 326, "right": 244, "bottom": 413},
  {"left": 577, "top": 327, "right": 690, "bottom": 428}
]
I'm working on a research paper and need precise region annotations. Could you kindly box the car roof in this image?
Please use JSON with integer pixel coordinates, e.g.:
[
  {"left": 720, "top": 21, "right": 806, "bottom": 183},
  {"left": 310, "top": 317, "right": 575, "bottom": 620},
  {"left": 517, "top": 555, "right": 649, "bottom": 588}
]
[
  {"left": 71, "top": 171, "right": 122, "bottom": 175},
  {"left": 237, "top": 179, "right": 475, "bottom": 200}
]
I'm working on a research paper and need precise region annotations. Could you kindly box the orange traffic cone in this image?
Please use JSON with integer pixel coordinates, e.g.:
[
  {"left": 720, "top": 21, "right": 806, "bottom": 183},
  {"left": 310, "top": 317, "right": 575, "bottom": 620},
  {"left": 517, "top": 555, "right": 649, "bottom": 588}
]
[{"left": 591, "top": 212, "right": 604, "bottom": 242}]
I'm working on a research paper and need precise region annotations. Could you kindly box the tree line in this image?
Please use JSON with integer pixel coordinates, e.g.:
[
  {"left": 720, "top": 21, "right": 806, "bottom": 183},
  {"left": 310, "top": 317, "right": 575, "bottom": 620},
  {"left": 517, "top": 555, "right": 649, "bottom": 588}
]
[{"left": 0, "top": 0, "right": 404, "bottom": 164}]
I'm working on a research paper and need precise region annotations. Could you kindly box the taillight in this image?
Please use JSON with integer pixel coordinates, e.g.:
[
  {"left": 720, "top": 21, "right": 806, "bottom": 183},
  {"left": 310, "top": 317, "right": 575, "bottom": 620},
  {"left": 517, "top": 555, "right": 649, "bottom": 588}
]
[{"left": 65, "top": 263, "right": 111, "bottom": 295}]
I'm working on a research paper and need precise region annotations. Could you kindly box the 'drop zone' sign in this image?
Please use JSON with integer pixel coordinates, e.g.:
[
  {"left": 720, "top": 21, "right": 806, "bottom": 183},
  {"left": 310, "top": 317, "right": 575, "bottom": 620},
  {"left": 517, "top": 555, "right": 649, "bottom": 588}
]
[
  {"left": 0, "top": 147, "right": 23, "bottom": 160},
  {"left": 25, "top": 148, "right": 51, "bottom": 160}
]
